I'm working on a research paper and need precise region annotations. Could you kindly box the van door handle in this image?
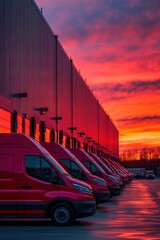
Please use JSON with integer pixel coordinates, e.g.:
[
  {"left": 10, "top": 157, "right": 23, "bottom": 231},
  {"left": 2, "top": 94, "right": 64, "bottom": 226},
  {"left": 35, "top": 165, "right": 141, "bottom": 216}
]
[{"left": 21, "top": 185, "right": 32, "bottom": 189}]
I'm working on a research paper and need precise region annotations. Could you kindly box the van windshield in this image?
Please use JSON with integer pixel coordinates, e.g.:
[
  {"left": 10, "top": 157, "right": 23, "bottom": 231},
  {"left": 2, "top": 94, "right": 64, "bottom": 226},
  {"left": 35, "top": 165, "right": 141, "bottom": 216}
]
[
  {"left": 54, "top": 144, "right": 91, "bottom": 174},
  {"left": 99, "top": 161, "right": 111, "bottom": 173},
  {"left": 72, "top": 157, "right": 91, "bottom": 174},
  {"left": 42, "top": 148, "right": 71, "bottom": 176},
  {"left": 88, "top": 157, "right": 106, "bottom": 174},
  {"left": 26, "top": 135, "right": 70, "bottom": 176},
  {"left": 146, "top": 170, "right": 154, "bottom": 174}
]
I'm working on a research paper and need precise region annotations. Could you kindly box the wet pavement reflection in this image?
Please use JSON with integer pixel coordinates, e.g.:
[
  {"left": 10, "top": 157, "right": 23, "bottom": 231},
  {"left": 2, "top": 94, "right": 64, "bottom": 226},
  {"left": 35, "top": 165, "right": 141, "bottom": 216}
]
[
  {"left": 90, "top": 178, "right": 160, "bottom": 240},
  {"left": 0, "top": 178, "right": 160, "bottom": 240}
]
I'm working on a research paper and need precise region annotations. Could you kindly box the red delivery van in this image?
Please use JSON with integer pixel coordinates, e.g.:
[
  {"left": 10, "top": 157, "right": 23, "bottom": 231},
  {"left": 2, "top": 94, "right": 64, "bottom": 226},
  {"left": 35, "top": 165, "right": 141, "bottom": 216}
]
[
  {"left": 0, "top": 133, "right": 96, "bottom": 226},
  {"left": 70, "top": 149, "right": 121, "bottom": 196},
  {"left": 89, "top": 153, "right": 123, "bottom": 190},
  {"left": 41, "top": 142, "right": 110, "bottom": 204},
  {"left": 103, "top": 158, "right": 129, "bottom": 184},
  {"left": 112, "top": 161, "right": 134, "bottom": 181}
]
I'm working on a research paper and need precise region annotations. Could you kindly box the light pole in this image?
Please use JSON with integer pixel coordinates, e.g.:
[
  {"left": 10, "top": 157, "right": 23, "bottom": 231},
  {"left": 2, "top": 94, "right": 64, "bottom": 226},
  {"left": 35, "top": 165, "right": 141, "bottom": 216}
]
[
  {"left": 68, "top": 127, "right": 77, "bottom": 148},
  {"left": 51, "top": 116, "right": 62, "bottom": 142}
]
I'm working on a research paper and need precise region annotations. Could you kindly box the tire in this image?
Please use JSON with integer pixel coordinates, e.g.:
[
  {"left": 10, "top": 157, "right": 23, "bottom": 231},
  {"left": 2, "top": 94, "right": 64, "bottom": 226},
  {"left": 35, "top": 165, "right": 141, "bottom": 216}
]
[{"left": 50, "top": 203, "right": 75, "bottom": 226}]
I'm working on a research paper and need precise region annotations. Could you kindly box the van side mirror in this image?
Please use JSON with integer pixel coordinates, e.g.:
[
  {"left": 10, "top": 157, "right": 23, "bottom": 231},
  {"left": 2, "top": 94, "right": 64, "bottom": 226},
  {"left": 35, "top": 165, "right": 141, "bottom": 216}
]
[
  {"left": 71, "top": 169, "right": 82, "bottom": 178},
  {"left": 92, "top": 169, "right": 101, "bottom": 177},
  {"left": 50, "top": 169, "right": 58, "bottom": 184}
]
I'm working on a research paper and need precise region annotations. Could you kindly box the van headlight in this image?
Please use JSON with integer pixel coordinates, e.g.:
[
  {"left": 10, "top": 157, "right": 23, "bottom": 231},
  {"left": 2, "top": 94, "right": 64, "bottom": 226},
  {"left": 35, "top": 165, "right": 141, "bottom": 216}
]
[
  {"left": 108, "top": 176, "right": 118, "bottom": 183},
  {"left": 72, "top": 183, "right": 91, "bottom": 194},
  {"left": 115, "top": 176, "right": 121, "bottom": 181},
  {"left": 92, "top": 178, "right": 107, "bottom": 186}
]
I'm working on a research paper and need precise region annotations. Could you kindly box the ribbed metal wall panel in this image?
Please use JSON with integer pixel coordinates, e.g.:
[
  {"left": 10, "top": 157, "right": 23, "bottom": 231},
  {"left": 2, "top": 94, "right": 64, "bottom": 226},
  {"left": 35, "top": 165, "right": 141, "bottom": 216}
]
[
  {"left": 57, "top": 41, "right": 72, "bottom": 132},
  {"left": 73, "top": 66, "right": 87, "bottom": 135},
  {"left": 84, "top": 85, "right": 99, "bottom": 143},
  {"left": 99, "top": 105, "right": 108, "bottom": 147},
  {"left": 0, "top": 0, "right": 56, "bottom": 126},
  {"left": 0, "top": 0, "right": 119, "bottom": 158}
]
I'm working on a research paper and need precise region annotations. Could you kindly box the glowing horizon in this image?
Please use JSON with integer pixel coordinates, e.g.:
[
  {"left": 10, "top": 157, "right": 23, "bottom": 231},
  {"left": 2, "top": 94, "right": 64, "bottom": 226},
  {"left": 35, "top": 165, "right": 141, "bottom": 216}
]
[{"left": 35, "top": 0, "right": 160, "bottom": 153}]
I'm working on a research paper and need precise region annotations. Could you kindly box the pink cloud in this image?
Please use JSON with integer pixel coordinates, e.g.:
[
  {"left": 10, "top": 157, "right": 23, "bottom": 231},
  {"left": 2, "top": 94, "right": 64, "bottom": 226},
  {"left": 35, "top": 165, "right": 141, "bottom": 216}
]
[
  {"left": 35, "top": 0, "right": 160, "bottom": 84},
  {"left": 35, "top": 0, "right": 160, "bottom": 151}
]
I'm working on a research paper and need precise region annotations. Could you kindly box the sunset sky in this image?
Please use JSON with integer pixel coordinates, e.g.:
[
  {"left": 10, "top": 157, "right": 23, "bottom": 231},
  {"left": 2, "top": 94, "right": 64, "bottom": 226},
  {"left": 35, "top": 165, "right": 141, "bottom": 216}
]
[{"left": 35, "top": 0, "right": 160, "bottom": 153}]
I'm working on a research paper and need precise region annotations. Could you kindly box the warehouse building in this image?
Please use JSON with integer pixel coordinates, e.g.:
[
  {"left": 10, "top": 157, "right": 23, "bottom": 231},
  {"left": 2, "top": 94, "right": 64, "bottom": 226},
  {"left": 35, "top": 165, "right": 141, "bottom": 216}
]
[{"left": 0, "top": 0, "right": 119, "bottom": 160}]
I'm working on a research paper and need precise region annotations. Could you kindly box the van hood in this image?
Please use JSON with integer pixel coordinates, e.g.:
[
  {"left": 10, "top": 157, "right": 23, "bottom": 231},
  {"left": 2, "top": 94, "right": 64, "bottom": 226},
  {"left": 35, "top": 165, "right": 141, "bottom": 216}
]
[
  {"left": 89, "top": 173, "right": 107, "bottom": 184},
  {"left": 69, "top": 176, "right": 92, "bottom": 190}
]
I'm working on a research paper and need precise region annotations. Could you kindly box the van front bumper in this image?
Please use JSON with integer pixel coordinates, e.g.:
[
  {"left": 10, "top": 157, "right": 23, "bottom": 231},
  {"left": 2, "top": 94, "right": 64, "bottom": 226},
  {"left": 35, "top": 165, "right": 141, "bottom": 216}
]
[
  {"left": 73, "top": 200, "right": 96, "bottom": 218},
  {"left": 109, "top": 185, "right": 121, "bottom": 196},
  {"left": 94, "top": 190, "right": 110, "bottom": 204}
]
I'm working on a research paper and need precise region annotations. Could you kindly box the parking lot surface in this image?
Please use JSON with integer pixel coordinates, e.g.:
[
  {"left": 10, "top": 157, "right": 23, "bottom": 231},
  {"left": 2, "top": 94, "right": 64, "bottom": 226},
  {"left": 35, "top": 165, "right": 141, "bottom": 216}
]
[{"left": 0, "top": 178, "right": 160, "bottom": 240}]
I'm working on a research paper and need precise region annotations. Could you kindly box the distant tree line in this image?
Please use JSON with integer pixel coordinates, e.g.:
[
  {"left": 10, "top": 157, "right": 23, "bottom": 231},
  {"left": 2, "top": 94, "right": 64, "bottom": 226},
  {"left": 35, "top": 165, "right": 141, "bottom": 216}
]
[{"left": 120, "top": 147, "right": 160, "bottom": 174}]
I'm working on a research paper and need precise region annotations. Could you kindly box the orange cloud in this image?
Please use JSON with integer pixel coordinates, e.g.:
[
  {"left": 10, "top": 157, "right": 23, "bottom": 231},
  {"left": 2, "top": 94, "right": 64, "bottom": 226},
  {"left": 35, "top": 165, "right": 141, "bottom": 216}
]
[
  {"left": 35, "top": 0, "right": 160, "bottom": 152},
  {"left": 92, "top": 79, "right": 160, "bottom": 152}
]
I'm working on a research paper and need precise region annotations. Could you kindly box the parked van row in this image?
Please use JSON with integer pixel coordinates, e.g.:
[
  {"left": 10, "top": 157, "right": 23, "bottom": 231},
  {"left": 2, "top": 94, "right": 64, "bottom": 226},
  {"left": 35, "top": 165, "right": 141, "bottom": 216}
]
[{"left": 0, "top": 133, "right": 133, "bottom": 226}]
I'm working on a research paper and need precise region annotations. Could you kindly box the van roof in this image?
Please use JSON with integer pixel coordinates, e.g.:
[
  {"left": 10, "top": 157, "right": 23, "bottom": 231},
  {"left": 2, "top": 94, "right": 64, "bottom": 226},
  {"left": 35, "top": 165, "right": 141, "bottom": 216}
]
[
  {"left": 70, "top": 148, "right": 106, "bottom": 174},
  {"left": 0, "top": 133, "right": 37, "bottom": 147},
  {"left": 41, "top": 142, "right": 91, "bottom": 174},
  {"left": 0, "top": 133, "right": 70, "bottom": 175}
]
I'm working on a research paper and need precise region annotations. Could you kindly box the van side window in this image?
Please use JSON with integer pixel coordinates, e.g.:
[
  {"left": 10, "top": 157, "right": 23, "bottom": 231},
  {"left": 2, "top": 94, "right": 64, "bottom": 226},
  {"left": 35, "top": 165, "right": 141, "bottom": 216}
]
[
  {"left": 58, "top": 159, "right": 71, "bottom": 174},
  {"left": 70, "top": 161, "right": 87, "bottom": 180},
  {"left": 70, "top": 161, "right": 81, "bottom": 177},
  {"left": 82, "top": 161, "right": 91, "bottom": 171},
  {"left": 59, "top": 159, "right": 87, "bottom": 180},
  {"left": 99, "top": 163, "right": 106, "bottom": 171},
  {"left": 24, "top": 155, "right": 53, "bottom": 182},
  {"left": 82, "top": 161, "right": 102, "bottom": 177}
]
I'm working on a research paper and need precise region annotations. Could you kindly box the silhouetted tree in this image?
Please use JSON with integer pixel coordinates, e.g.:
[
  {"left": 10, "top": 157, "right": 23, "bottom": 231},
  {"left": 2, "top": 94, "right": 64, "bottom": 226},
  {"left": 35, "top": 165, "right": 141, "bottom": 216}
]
[{"left": 120, "top": 146, "right": 160, "bottom": 174}]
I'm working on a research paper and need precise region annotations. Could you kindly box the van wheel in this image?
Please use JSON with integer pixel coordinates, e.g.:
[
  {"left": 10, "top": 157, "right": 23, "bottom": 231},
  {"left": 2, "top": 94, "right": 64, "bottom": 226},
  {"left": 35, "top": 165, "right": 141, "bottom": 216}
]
[{"left": 50, "top": 203, "right": 75, "bottom": 226}]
